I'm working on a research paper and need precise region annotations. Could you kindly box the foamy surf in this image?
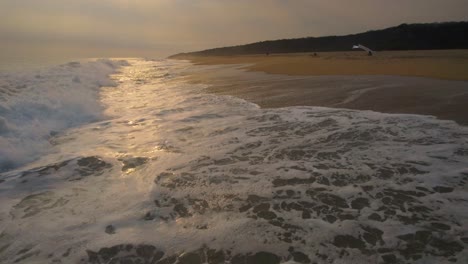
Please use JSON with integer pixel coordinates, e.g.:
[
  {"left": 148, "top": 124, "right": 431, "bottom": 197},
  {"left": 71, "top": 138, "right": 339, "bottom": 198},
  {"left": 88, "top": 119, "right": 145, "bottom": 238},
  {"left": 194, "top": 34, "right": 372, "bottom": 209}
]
[
  {"left": 0, "top": 59, "right": 467, "bottom": 263},
  {"left": 0, "top": 59, "right": 129, "bottom": 171}
]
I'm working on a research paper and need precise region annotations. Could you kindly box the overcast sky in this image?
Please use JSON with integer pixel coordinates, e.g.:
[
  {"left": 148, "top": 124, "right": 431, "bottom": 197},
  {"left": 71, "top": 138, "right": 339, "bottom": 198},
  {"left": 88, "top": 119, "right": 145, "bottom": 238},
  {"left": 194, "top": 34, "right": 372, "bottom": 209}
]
[{"left": 1, "top": 0, "right": 467, "bottom": 59}]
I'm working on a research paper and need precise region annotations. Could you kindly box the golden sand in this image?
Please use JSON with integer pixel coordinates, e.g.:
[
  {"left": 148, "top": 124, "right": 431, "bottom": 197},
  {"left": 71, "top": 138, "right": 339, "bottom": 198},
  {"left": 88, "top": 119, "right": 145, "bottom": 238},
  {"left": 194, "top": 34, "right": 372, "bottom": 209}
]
[{"left": 174, "top": 50, "right": 468, "bottom": 81}]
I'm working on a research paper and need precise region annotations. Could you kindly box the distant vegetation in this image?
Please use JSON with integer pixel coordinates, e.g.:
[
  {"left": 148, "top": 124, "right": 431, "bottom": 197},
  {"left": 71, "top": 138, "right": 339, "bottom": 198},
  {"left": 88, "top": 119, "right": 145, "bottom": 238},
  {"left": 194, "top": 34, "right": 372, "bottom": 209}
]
[{"left": 171, "top": 22, "right": 468, "bottom": 57}]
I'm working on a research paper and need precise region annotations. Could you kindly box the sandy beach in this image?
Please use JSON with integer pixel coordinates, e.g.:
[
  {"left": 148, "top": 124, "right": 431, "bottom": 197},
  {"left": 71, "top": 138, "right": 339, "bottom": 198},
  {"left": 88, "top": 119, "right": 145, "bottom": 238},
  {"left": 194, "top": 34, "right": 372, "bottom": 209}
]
[
  {"left": 173, "top": 50, "right": 468, "bottom": 81},
  {"left": 174, "top": 50, "right": 468, "bottom": 125}
]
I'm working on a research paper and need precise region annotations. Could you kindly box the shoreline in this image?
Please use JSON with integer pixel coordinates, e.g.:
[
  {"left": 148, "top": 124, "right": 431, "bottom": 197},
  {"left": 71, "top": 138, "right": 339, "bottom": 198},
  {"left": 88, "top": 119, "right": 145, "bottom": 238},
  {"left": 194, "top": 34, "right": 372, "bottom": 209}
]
[{"left": 173, "top": 51, "right": 468, "bottom": 125}]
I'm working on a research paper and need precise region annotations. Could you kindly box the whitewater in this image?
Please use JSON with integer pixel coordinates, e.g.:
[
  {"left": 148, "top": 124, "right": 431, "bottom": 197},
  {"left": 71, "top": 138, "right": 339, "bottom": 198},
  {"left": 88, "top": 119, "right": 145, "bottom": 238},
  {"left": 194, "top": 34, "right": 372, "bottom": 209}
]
[{"left": 0, "top": 59, "right": 467, "bottom": 263}]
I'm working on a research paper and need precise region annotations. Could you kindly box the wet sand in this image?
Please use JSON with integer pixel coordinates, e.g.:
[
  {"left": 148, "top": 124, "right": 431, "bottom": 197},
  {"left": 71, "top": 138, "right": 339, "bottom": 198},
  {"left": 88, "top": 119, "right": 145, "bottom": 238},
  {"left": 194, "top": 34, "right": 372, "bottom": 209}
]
[{"left": 174, "top": 50, "right": 468, "bottom": 125}]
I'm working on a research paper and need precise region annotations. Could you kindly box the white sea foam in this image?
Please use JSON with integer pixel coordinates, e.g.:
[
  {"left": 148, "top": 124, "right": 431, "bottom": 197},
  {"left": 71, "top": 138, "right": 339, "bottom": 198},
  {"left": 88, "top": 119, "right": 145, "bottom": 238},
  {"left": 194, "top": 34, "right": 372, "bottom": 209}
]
[
  {"left": 0, "top": 59, "right": 467, "bottom": 263},
  {"left": 0, "top": 59, "right": 129, "bottom": 171}
]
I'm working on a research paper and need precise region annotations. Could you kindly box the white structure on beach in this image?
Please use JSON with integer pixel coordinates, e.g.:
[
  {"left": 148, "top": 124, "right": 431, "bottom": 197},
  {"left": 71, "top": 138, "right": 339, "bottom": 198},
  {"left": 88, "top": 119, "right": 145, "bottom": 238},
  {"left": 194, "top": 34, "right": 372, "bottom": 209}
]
[{"left": 353, "top": 44, "right": 375, "bottom": 55}]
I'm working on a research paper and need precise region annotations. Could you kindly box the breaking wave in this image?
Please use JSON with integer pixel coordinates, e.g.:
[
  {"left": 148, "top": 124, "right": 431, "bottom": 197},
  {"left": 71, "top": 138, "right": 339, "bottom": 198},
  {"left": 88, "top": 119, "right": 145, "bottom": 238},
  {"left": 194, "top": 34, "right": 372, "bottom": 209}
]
[{"left": 0, "top": 59, "right": 129, "bottom": 171}]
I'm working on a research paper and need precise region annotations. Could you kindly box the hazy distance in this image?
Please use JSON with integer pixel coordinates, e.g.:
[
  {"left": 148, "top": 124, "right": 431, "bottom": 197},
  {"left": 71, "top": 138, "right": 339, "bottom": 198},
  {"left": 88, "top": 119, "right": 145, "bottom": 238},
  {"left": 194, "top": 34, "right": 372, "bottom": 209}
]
[{"left": 1, "top": 0, "right": 468, "bottom": 60}]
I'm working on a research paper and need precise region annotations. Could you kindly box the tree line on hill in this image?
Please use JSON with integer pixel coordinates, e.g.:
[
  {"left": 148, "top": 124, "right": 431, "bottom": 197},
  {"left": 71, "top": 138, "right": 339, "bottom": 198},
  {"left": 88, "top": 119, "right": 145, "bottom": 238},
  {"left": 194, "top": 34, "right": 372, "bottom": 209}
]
[{"left": 170, "top": 22, "right": 468, "bottom": 57}]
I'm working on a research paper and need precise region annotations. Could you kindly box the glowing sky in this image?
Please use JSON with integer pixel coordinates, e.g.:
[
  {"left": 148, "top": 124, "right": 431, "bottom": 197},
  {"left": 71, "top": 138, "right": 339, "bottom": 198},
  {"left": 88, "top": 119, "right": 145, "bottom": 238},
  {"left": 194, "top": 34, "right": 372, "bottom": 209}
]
[{"left": 1, "top": 0, "right": 467, "bottom": 59}]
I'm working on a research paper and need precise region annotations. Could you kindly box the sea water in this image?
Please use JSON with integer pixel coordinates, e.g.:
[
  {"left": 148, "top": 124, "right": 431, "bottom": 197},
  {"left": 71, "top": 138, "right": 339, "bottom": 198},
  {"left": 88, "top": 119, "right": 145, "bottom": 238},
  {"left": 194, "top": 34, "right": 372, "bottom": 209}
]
[{"left": 0, "top": 59, "right": 467, "bottom": 263}]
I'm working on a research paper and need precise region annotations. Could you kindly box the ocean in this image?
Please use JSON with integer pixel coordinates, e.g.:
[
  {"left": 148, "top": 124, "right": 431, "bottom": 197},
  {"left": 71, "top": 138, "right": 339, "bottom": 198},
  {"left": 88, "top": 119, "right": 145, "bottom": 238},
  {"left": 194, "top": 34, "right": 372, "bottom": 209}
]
[{"left": 0, "top": 58, "right": 467, "bottom": 263}]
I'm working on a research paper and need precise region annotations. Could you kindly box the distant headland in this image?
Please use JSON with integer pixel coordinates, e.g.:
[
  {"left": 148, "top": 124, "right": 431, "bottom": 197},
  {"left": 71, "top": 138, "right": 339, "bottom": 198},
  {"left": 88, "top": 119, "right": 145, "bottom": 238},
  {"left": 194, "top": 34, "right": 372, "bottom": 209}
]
[{"left": 170, "top": 21, "right": 468, "bottom": 57}]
